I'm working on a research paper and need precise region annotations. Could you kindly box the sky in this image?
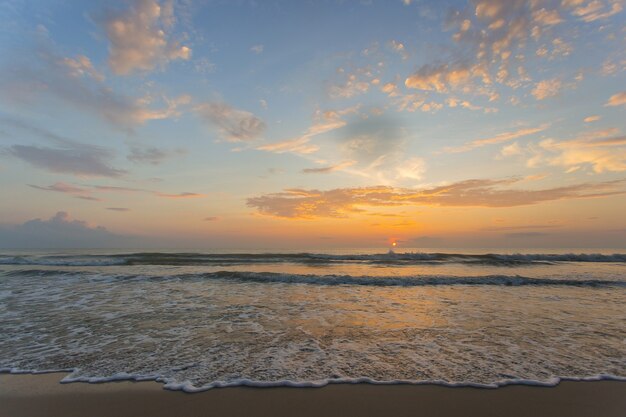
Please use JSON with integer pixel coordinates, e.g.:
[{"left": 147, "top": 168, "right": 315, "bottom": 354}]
[{"left": 0, "top": 0, "right": 625, "bottom": 249}]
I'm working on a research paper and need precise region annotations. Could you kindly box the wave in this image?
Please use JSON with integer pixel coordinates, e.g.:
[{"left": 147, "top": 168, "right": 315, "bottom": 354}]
[
  {"left": 3, "top": 269, "right": 624, "bottom": 287},
  {"left": 1, "top": 251, "right": 626, "bottom": 267},
  {"left": 2, "top": 368, "right": 625, "bottom": 392}
]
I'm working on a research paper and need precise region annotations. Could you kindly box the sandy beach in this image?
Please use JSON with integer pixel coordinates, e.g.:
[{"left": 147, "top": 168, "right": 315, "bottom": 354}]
[{"left": 1, "top": 373, "right": 624, "bottom": 417}]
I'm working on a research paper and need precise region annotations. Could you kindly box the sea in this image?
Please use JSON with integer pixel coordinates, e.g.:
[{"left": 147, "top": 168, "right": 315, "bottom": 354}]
[{"left": 1, "top": 248, "right": 625, "bottom": 391}]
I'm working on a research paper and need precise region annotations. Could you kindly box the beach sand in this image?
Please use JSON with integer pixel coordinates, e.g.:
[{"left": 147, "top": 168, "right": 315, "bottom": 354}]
[{"left": 1, "top": 373, "right": 625, "bottom": 417}]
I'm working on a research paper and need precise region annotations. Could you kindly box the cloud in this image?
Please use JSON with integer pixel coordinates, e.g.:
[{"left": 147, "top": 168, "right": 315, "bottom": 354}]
[
  {"left": 247, "top": 177, "right": 626, "bottom": 219},
  {"left": 605, "top": 91, "right": 626, "bottom": 107},
  {"left": 107, "top": 207, "right": 130, "bottom": 212},
  {"left": 258, "top": 107, "right": 354, "bottom": 155},
  {"left": 204, "top": 216, "right": 219, "bottom": 221},
  {"left": 482, "top": 224, "right": 560, "bottom": 231},
  {"left": 443, "top": 124, "right": 549, "bottom": 153},
  {"left": 565, "top": 0, "right": 623, "bottom": 22},
  {"left": 7, "top": 142, "right": 126, "bottom": 177},
  {"left": 410, "top": 236, "right": 444, "bottom": 246},
  {"left": 250, "top": 44, "right": 264, "bottom": 54},
  {"left": 29, "top": 182, "right": 89, "bottom": 194},
  {"left": 388, "top": 40, "right": 408, "bottom": 59},
  {"left": 27, "top": 182, "right": 102, "bottom": 201},
  {"left": 328, "top": 71, "right": 371, "bottom": 99},
  {"left": 0, "top": 212, "right": 134, "bottom": 249},
  {"left": 394, "top": 157, "right": 427, "bottom": 181},
  {"left": 532, "top": 8, "right": 564, "bottom": 25},
  {"left": 29, "top": 182, "right": 205, "bottom": 200},
  {"left": 332, "top": 114, "right": 429, "bottom": 183},
  {"left": 127, "top": 146, "right": 185, "bottom": 165},
  {"left": 302, "top": 160, "right": 355, "bottom": 174},
  {"left": 99, "top": 0, "right": 191, "bottom": 75},
  {"left": 155, "top": 192, "right": 205, "bottom": 199},
  {"left": 196, "top": 102, "right": 266, "bottom": 142},
  {"left": 403, "top": 0, "right": 601, "bottom": 108},
  {"left": 61, "top": 55, "right": 105, "bottom": 82},
  {"left": 539, "top": 129, "right": 626, "bottom": 172},
  {"left": 584, "top": 115, "right": 601, "bottom": 122},
  {"left": 505, "top": 232, "right": 551, "bottom": 238},
  {"left": 405, "top": 62, "right": 487, "bottom": 93},
  {"left": 499, "top": 142, "right": 523, "bottom": 157},
  {"left": 0, "top": 45, "right": 188, "bottom": 130},
  {"left": 257, "top": 137, "right": 319, "bottom": 155},
  {"left": 531, "top": 78, "right": 562, "bottom": 100}
]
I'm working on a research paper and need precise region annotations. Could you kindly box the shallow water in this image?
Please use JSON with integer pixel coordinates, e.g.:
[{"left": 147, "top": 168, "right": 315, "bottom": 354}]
[{"left": 1, "top": 248, "right": 625, "bottom": 391}]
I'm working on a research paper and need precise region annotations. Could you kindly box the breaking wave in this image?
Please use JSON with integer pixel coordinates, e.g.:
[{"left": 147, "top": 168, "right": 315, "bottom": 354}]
[
  {"left": 1, "top": 251, "right": 626, "bottom": 267},
  {"left": 2, "top": 269, "right": 624, "bottom": 287}
]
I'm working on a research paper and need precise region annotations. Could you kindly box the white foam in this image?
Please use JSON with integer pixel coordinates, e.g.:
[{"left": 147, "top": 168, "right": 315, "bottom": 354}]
[{"left": 3, "top": 368, "right": 625, "bottom": 393}]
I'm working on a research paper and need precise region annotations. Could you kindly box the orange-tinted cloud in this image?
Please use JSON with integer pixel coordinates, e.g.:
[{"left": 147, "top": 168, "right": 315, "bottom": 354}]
[{"left": 247, "top": 178, "right": 625, "bottom": 218}]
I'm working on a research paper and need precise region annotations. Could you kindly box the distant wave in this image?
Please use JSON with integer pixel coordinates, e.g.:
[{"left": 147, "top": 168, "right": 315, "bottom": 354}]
[
  {"left": 3, "top": 269, "right": 624, "bottom": 287},
  {"left": 1, "top": 251, "right": 626, "bottom": 267}
]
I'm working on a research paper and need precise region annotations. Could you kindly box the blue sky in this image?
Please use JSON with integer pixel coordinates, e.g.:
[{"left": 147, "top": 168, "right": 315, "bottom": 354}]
[{"left": 0, "top": 0, "right": 625, "bottom": 248}]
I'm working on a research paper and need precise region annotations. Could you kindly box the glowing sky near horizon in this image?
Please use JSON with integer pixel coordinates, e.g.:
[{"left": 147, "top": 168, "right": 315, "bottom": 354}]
[{"left": 0, "top": 0, "right": 625, "bottom": 249}]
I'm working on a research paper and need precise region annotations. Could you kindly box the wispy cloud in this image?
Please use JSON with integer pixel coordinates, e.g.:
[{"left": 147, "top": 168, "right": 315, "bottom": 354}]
[
  {"left": 196, "top": 102, "right": 266, "bottom": 142},
  {"left": 481, "top": 224, "right": 560, "bottom": 232},
  {"left": 127, "top": 146, "right": 185, "bottom": 165},
  {"left": 1, "top": 117, "right": 127, "bottom": 177},
  {"left": 443, "top": 124, "right": 549, "bottom": 153},
  {"left": 28, "top": 182, "right": 102, "bottom": 201},
  {"left": 302, "top": 160, "right": 355, "bottom": 174},
  {"left": 0, "top": 44, "right": 189, "bottom": 130},
  {"left": 257, "top": 137, "right": 320, "bottom": 155},
  {"left": 9, "top": 143, "right": 126, "bottom": 178},
  {"left": 250, "top": 44, "right": 264, "bottom": 54},
  {"left": 258, "top": 107, "right": 355, "bottom": 155},
  {"left": 29, "top": 182, "right": 205, "bottom": 200},
  {"left": 539, "top": 128, "right": 626, "bottom": 173},
  {"left": 247, "top": 178, "right": 626, "bottom": 219},
  {"left": 154, "top": 192, "right": 205, "bottom": 199}
]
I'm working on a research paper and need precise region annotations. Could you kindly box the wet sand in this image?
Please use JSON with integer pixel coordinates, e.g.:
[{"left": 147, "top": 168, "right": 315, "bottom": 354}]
[{"left": 1, "top": 373, "right": 625, "bottom": 417}]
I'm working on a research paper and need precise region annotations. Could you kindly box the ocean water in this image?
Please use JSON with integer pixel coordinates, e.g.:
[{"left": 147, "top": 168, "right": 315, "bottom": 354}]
[{"left": 1, "top": 248, "right": 625, "bottom": 391}]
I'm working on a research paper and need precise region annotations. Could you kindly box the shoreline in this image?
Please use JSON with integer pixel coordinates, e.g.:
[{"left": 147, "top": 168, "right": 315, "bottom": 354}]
[{"left": 2, "top": 373, "right": 625, "bottom": 417}]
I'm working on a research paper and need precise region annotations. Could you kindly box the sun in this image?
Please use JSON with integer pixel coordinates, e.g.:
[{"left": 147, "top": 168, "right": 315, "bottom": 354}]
[{"left": 392, "top": 242, "right": 397, "bottom": 247}]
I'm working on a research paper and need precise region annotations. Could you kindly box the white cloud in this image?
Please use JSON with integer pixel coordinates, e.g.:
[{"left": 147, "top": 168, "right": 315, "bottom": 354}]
[
  {"left": 500, "top": 142, "right": 523, "bottom": 157},
  {"left": 100, "top": 0, "right": 191, "bottom": 75},
  {"left": 250, "top": 44, "right": 264, "bottom": 54}
]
